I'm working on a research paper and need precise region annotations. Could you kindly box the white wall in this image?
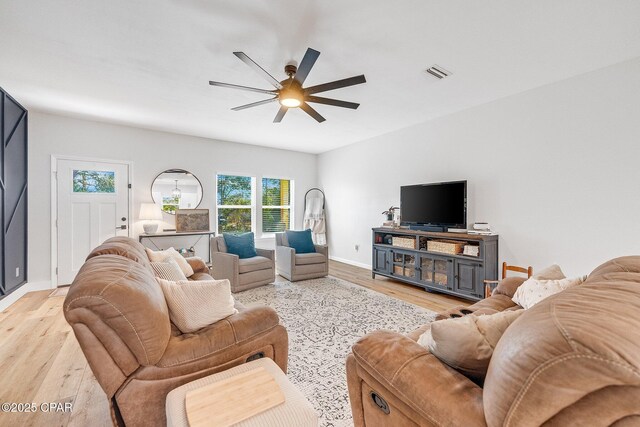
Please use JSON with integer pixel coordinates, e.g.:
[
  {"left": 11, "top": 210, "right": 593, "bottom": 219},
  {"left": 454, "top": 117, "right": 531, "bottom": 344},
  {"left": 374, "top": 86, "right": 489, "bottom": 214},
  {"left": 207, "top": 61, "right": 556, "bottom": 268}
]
[
  {"left": 27, "top": 112, "right": 317, "bottom": 285},
  {"left": 318, "top": 57, "right": 640, "bottom": 276}
]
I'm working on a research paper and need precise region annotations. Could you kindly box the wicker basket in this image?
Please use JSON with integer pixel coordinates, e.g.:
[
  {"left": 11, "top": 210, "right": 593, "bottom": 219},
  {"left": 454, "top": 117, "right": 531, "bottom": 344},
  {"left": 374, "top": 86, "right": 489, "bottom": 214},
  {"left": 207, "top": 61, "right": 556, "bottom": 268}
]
[
  {"left": 427, "top": 239, "right": 465, "bottom": 255},
  {"left": 393, "top": 266, "right": 415, "bottom": 276},
  {"left": 392, "top": 236, "right": 416, "bottom": 249}
]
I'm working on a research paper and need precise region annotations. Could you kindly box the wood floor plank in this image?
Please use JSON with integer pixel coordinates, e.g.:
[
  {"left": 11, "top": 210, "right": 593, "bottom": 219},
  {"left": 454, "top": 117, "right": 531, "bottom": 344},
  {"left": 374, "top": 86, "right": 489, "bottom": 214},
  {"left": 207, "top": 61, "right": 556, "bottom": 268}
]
[
  {"left": 67, "top": 367, "right": 111, "bottom": 427},
  {"left": 32, "top": 332, "right": 87, "bottom": 404}
]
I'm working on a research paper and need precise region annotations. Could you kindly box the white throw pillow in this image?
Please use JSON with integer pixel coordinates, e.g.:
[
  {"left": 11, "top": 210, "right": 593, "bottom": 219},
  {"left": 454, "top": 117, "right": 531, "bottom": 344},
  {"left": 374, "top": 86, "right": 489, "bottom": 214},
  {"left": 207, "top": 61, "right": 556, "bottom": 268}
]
[
  {"left": 151, "top": 258, "right": 188, "bottom": 281},
  {"left": 512, "top": 276, "right": 584, "bottom": 309},
  {"left": 157, "top": 278, "right": 238, "bottom": 333},
  {"left": 146, "top": 247, "right": 194, "bottom": 277}
]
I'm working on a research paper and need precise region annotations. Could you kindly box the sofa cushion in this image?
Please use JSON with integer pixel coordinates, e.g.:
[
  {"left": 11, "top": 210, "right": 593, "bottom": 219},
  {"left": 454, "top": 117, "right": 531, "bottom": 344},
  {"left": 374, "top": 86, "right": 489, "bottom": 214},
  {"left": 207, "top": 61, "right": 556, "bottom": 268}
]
[
  {"left": 295, "top": 252, "right": 326, "bottom": 266},
  {"left": 533, "top": 263, "right": 566, "bottom": 280},
  {"left": 223, "top": 232, "right": 258, "bottom": 259},
  {"left": 512, "top": 276, "right": 584, "bottom": 309},
  {"left": 146, "top": 247, "right": 195, "bottom": 277},
  {"left": 157, "top": 278, "right": 238, "bottom": 334},
  {"left": 285, "top": 229, "right": 316, "bottom": 254},
  {"left": 188, "top": 272, "right": 215, "bottom": 281},
  {"left": 492, "top": 276, "right": 527, "bottom": 298},
  {"left": 238, "top": 256, "right": 272, "bottom": 274},
  {"left": 151, "top": 258, "right": 188, "bottom": 282},
  {"left": 418, "top": 309, "right": 524, "bottom": 380}
]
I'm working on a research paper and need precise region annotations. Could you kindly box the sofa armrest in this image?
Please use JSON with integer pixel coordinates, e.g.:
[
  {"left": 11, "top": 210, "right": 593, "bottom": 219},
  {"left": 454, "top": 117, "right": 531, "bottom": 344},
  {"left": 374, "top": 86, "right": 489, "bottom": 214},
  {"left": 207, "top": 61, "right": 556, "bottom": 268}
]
[
  {"left": 349, "top": 330, "right": 485, "bottom": 426},
  {"left": 276, "top": 245, "right": 295, "bottom": 273},
  {"left": 137, "top": 305, "right": 289, "bottom": 376},
  {"left": 314, "top": 244, "right": 328, "bottom": 258},
  {"left": 185, "top": 256, "right": 209, "bottom": 274},
  {"left": 211, "top": 251, "right": 238, "bottom": 281},
  {"left": 256, "top": 248, "right": 275, "bottom": 261}
]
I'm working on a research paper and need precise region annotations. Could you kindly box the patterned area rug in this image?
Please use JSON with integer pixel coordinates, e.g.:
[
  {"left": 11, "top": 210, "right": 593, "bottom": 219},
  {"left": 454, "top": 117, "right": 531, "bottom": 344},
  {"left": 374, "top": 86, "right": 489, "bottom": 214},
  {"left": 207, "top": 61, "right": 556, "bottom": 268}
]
[{"left": 234, "top": 276, "right": 436, "bottom": 426}]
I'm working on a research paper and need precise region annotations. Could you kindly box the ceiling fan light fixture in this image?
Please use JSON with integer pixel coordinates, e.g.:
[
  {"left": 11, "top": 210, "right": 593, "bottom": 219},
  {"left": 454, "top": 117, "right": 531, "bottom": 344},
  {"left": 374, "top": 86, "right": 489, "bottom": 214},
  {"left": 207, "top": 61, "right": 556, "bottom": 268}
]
[
  {"left": 278, "top": 87, "right": 303, "bottom": 108},
  {"left": 209, "top": 48, "right": 366, "bottom": 122},
  {"left": 280, "top": 97, "right": 302, "bottom": 108}
]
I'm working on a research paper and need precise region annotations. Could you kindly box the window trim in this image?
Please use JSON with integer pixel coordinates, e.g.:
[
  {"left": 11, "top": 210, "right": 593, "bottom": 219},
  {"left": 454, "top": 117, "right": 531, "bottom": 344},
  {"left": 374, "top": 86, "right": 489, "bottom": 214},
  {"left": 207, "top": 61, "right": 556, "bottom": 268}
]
[{"left": 215, "top": 173, "right": 256, "bottom": 235}]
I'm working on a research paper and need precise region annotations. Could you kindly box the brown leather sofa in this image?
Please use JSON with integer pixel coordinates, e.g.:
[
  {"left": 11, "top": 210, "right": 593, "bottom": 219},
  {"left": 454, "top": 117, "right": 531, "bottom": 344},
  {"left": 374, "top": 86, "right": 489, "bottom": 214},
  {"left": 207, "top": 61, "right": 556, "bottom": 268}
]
[
  {"left": 64, "top": 237, "right": 288, "bottom": 426},
  {"left": 347, "top": 256, "right": 640, "bottom": 426}
]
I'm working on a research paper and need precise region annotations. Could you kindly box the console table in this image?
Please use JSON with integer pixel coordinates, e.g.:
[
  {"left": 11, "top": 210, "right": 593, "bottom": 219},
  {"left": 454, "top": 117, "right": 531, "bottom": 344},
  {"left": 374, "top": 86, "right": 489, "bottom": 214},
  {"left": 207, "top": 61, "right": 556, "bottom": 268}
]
[
  {"left": 139, "top": 231, "right": 216, "bottom": 263},
  {"left": 371, "top": 228, "right": 498, "bottom": 301}
]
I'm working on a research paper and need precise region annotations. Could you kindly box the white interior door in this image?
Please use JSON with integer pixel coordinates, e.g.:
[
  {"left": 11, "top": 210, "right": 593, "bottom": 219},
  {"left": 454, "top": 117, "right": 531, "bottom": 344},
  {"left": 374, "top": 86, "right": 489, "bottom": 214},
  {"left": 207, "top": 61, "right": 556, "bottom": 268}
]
[{"left": 56, "top": 159, "right": 130, "bottom": 285}]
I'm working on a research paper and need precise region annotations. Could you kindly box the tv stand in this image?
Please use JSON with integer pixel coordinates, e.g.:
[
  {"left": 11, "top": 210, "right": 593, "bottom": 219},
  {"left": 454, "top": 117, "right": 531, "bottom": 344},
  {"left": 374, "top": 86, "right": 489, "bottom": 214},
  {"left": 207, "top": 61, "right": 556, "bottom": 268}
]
[{"left": 371, "top": 228, "right": 498, "bottom": 301}]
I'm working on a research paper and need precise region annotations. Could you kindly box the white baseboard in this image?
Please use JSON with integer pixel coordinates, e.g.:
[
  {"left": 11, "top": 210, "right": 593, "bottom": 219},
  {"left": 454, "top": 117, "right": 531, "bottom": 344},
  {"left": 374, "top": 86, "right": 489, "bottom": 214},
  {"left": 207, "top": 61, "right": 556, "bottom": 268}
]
[
  {"left": 329, "top": 255, "right": 372, "bottom": 270},
  {"left": 0, "top": 281, "right": 53, "bottom": 312}
]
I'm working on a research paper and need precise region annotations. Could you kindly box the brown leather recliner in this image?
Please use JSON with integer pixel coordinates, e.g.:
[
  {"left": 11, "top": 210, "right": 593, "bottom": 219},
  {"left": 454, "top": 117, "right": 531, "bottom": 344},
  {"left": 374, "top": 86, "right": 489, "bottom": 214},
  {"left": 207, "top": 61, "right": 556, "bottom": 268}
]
[
  {"left": 347, "top": 256, "right": 640, "bottom": 426},
  {"left": 64, "top": 237, "right": 288, "bottom": 427}
]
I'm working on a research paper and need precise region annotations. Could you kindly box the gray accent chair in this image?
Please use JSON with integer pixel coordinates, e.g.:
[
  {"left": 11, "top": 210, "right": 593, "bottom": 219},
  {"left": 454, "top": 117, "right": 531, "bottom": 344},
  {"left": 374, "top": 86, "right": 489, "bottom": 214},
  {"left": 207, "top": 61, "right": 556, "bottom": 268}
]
[
  {"left": 210, "top": 236, "right": 275, "bottom": 292},
  {"left": 275, "top": 232, "right": 329, "bottom": 281}
]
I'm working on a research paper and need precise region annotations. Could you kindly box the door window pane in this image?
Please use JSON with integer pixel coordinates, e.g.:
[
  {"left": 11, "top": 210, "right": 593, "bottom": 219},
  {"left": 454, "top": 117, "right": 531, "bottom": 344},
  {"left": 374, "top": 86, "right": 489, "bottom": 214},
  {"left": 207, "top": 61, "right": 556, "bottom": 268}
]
[{"left": 73, "top": 170, "right": 115, "bottom": 193}]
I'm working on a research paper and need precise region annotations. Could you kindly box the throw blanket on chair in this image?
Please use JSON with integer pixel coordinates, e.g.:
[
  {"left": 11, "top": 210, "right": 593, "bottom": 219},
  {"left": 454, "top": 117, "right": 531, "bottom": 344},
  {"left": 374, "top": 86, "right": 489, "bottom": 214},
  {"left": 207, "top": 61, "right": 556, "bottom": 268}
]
[{"left": 303, "top": 196, "right": 326, "bottom": 245}]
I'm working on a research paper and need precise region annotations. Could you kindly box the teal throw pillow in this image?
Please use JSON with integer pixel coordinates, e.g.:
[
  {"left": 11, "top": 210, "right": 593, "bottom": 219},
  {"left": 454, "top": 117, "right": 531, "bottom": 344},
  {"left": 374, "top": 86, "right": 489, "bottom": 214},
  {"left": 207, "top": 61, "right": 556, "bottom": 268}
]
[
  {"left": 285, "top": 229, "right": 316, "bottom": 254},
  {"left": 223, "top": 232, "right": 257, "bottom": 259}
]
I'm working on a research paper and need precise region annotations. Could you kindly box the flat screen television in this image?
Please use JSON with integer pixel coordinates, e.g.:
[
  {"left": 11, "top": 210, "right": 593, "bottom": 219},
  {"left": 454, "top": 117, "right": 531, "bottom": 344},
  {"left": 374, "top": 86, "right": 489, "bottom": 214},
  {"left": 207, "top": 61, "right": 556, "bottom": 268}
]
[{"left": 400, "top": 181, "right": 467, "bottom": 229}]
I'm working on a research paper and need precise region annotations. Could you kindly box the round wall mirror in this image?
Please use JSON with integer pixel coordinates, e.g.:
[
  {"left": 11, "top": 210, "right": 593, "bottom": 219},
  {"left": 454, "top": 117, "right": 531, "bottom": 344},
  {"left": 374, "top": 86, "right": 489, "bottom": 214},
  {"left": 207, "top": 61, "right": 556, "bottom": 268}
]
[{"left": 151, "top": 169, "right": 203, "bottom": 215}]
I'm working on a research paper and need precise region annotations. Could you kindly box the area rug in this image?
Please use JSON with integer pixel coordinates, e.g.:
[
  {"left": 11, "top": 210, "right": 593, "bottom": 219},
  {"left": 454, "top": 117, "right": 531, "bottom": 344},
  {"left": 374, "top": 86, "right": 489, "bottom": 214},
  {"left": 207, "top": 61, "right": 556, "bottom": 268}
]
[{"left": 234, "top": 276, "right": 437, "bottom": 427}]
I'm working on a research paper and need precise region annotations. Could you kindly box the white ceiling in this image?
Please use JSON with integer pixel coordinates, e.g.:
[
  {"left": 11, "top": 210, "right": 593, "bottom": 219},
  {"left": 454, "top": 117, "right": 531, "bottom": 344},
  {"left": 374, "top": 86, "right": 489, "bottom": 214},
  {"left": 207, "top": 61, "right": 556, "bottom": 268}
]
[{"left": 1, "top": 1, "right": 639, "bottom": 154}]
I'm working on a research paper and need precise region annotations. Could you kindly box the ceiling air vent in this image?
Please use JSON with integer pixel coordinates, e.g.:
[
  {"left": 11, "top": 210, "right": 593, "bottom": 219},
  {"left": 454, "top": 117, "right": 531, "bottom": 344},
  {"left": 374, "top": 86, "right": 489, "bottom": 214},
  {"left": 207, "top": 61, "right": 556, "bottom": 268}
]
[{"left": 425, "top": 64, "right": 451, "bottom": 79}]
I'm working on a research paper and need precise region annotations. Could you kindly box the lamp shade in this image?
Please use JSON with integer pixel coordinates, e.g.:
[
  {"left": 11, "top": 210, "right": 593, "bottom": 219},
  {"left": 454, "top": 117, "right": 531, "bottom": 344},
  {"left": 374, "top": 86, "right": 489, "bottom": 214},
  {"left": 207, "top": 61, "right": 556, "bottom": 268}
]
[{"left": 139, "top": 203, "right": 163, "bottom": 220}]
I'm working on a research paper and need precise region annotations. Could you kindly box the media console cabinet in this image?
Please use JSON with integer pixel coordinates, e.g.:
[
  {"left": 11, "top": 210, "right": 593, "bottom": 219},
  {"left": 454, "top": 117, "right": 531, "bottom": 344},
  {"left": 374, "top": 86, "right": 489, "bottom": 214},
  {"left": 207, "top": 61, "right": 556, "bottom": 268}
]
[{"left": 371, "top": 228, "right": 498, "bottom": 301}]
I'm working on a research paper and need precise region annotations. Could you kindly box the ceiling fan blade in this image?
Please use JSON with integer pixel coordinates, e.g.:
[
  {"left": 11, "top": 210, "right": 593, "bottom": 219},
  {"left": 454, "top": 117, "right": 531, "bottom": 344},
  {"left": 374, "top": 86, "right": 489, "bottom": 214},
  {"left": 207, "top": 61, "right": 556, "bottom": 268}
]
[
  {"left": 273, "top": 106, "right": 288, "bottom": 123},
  {"left": 306, "top": 95, "right": 359, "bottom": 109},
  {"left": 231, "top": 97, "right": 278, "bottom": 111},
  {"left": 300, "top": 102, "right": 326, "bottom": 123},
  {"left": 209, "top": 81, "right": 276, "bottom": 95},
  {"left": 233, "top": 52, "right": 283, "bottom": 90},
  {"left": 304, "top": 74, "right": 367, "bottom": 95},
  {"left": 294, "top": 48, "right": 320, "bottom": 85}
]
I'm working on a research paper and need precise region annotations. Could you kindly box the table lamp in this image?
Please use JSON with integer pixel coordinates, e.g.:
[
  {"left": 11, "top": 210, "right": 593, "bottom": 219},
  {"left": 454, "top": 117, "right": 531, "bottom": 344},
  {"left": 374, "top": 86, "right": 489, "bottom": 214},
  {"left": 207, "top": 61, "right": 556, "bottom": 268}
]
[{"left": 139, "top": 203, "right": 163, "bottom": 234}]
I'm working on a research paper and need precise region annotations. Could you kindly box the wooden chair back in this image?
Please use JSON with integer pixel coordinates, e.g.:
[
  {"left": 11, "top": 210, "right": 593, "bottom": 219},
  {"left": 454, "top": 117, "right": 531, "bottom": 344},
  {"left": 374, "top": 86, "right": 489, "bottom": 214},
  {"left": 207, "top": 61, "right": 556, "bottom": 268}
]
[{"left": 502, "top": 262, "right": 533, "bottom": 280}]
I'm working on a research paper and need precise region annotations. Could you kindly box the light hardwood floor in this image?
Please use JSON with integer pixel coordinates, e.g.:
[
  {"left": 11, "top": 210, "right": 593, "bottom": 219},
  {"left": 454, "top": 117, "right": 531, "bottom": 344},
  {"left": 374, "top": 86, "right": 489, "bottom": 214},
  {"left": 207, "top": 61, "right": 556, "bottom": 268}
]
[{"left": 0, "top": 260, "right": 468, "bottom": 427}]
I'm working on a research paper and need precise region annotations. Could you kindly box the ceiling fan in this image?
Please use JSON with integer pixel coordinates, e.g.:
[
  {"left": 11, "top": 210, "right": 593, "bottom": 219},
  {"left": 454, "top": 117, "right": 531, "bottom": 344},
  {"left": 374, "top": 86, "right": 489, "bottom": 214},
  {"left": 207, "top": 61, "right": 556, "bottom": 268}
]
[{"left": 208, "top": 48, "right": 366, "bottom": 123}]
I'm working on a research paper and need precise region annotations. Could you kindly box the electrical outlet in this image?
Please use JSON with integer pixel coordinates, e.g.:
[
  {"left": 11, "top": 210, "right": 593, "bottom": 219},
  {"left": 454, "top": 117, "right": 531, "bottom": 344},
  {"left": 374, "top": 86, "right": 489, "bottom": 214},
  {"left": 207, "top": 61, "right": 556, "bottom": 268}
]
[
  {"left": 355, "top": 244, "right": 359, "bottom": 252},
  {"left": 15, "top": 267, "right": 20, "bottom": 277}
]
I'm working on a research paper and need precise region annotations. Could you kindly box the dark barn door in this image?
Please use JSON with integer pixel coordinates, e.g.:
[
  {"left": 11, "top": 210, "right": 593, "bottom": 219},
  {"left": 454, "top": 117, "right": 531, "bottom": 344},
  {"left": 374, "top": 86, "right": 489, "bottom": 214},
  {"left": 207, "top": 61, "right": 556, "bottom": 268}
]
[{"left": 0, "top": 87, "right": 28, "bottom": 298}]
